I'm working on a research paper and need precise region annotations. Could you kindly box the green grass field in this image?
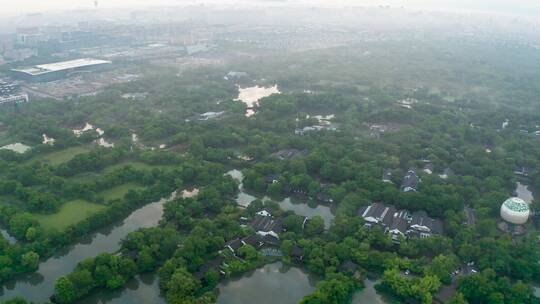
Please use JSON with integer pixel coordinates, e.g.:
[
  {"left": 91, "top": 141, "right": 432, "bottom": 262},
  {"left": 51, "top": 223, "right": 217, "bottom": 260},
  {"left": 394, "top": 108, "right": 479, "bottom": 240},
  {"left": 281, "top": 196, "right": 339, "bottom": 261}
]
[
  {"left": 38, "top": 146, "right": 92, "bottom": 165},
  {"left": 30, "top": 200, "right": 107, "bottom": 231},
  {"left": 103, "top": 161, "right": 169, "bottom": 173},
  {"left": 71, "top": 172, "right": 101, "bottom": 182},
  {"left": 100, "top": 182, "right": 144, "bottom": 201}
]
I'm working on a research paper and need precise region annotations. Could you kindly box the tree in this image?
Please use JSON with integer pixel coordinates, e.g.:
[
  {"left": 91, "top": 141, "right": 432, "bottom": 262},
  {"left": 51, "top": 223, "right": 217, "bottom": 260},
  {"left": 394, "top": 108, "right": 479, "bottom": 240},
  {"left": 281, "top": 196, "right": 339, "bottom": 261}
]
[
  {"left": 305, "top": 216, "right": 325, "bottom": 237},
  {"left": 267, "top": 182, "right": 282, "bottom": 196},
  {"left": 166, "top": 268, "right": 201, "bottom": 304},
  {"left": 282, "top": 214, "right": 304, "bottom": 234},
  {"left": 137, "top": 249, "right": 157, "bottom": 272},
  {"left": 21, "top": 251, "right": 39, "bottom": 271},
  {"left": 447, "top": 293, "right": 469, "bottom": 304},
  {"left": 238, "top": 245, "right": 258, "bottom": 262},
  {"left": 8, "top": 214, "right": 36, "bottom": 240},
  {"left": 106, "top": 274, "right": 126, "bottom": 289},
  {"left": 68, "top": 269, "right": 94, "bottom": 297},
  {"left": 301, "top": 274, "right": 358, "bottom": 304},
  {"left": 203, "top": 270, "right": 219, "bottom": 287},
  {"left": 425, "top": 254, "right": 458, "bottom": 284},
  {"left": 25, "top": 227, "right": 38, "bottom": 242},
  {"left": 55, "top": 277, "right": 77, "bottom": 304},
  {"left": 412, "top": 275, "right": 441, "bottom": 304}
]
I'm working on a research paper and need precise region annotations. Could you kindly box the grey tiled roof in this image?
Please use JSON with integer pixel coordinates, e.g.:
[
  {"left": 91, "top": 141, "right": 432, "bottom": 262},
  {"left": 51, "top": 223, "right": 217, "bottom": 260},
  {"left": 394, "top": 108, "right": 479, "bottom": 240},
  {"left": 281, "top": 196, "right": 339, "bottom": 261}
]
[{"left": 401, "top": 170, "right": 419, "bottom": 191}]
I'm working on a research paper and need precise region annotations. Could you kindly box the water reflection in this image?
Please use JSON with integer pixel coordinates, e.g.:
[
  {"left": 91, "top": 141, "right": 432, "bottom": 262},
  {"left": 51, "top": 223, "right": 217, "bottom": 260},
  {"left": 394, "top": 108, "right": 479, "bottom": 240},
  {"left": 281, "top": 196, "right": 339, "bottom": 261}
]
[
  {"left": 217, "top": 262, "right": 317, "bottom": 304},
  {"left": 78, "top": 274, "right": 165, "bottom": 304},
  {"left": 352, "top": 279, "right": 395, "bottom": 304},
  {"left": 0, "top": 192, "right": 177, "bottom": 303},
  {"left": 225, "top": 169, "right": 256, "bottom": 208},
  {"left": 225, "top": 170, "right": 335, "bottom": 224},
  {"left": 275, "top": 197, "right": 334, "bottom": 229}
]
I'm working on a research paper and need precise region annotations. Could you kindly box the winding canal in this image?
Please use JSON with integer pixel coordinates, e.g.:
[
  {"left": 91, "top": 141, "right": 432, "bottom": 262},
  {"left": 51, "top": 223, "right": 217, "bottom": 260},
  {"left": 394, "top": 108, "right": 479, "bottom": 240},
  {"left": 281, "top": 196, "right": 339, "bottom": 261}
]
[{"left": 0, "top": 192, "right": 177, "bottom": 302}]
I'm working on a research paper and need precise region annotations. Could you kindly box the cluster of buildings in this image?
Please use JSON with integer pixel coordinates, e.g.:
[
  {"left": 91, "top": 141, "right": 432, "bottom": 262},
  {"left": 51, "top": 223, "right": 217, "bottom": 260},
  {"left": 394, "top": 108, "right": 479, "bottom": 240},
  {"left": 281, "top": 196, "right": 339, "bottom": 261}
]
[
  {"left": 366, "top": 122, "right": 404, "bottom": 138},
  {"left": 0, "top": 81, "right": 29, "bottom": 106},
  {"left": 184, "top": 111, "right": 225, "bottom": 122},
  {"left": 401, "top": 170, "right": 420, "bottom": 192},
  {"left": 396, "top": 97, "right": 418, "bottom": 109},
  {"left": 383, "top": 168, "right": 421, "bottom": 192},
  {"left": 294, "top": 114, "right": 338, "bottom": 136},
  {"left": 198, "top": 111, "right": 224, "bottom": 121},
  {"left": 272, "top": 148, "right": 306, "bottom": 160},
  {"left": 358, "top": 202, "right": 444, "bottom": 242},
  {"left": 193, "top": 208, "right": 288, "bottom": 280},
  {"left": 295, "top": 125, "right": 331, "bottom": 135}
]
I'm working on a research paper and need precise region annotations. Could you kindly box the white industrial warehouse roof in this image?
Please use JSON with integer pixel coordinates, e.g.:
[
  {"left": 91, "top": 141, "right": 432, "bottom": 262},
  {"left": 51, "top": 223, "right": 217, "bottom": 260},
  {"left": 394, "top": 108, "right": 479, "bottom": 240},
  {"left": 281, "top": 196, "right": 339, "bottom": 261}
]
[{"left": 12, "top": 58, "right": 111, "bottom": 75}]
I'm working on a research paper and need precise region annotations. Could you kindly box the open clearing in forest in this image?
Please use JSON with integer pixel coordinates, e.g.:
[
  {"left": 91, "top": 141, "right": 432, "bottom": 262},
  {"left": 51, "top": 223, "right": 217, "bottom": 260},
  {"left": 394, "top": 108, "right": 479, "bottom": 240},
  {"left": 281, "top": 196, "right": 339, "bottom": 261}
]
[
  {"left": 38, "top": 146, "right": 93, "bottom": 165},
  {"left": 71, "top": 161, "right": 169, "bottom": 181},
  {"left": 100, "top": 182, "right": 145, "bottom": 201},
  {"left": 103, "top": 161, "right": 169, "bottom": 173},
  {"left": 30, "top": 200, "right": 107, "bottom": 231}
]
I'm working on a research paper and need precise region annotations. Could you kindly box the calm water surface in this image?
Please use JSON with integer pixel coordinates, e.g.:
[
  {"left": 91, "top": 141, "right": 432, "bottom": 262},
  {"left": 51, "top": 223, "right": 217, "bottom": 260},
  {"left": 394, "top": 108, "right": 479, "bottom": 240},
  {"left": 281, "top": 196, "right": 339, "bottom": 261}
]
[
  {"left": 515, "top": 182, "right": 534, "bottom": 204},
  {"left": 352, "top": 279, "right": 395, "bottom": 304},
  {"left": 217, "top": 262, "right": 317, "bottom": 304},
  {"left": 276, "top": 197, "right": 334, "bottom": 229},
  {"left": 226, "top": 169, "right": 257, "bottom": 207},
  {"left": 226, "top": 170, "right": 336, "bottom": 227},
  {"left": 0, "top": 192, "right": 176, "bottom": 302}
]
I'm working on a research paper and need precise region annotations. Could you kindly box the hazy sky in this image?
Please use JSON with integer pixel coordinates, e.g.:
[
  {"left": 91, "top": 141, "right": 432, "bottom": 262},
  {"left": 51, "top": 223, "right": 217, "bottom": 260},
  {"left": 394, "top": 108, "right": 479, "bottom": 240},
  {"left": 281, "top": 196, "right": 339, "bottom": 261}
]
[{"left": 0, "top": 0, "right": 539, "bottom": 17}]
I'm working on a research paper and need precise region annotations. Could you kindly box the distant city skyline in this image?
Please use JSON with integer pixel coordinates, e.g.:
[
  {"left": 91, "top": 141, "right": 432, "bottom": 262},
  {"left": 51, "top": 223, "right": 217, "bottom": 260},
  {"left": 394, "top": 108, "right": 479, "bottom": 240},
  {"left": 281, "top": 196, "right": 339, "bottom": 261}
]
[{"left": 0, "top": 0, "right": 539, "bottom": 17}]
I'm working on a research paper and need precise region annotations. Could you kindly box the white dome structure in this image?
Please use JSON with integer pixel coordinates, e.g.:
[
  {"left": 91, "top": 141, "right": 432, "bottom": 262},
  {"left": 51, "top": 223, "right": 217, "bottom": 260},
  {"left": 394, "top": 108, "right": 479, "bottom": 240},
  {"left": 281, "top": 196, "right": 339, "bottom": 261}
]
[{"left": 500, "top": 197, "right": 530, "bottom": 225}]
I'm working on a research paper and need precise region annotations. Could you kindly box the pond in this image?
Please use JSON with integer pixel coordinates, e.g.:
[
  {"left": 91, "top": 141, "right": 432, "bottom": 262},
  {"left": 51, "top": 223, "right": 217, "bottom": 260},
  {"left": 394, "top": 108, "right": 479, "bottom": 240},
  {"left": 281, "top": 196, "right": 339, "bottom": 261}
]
[
  {"left": 352, "top": 279, "right": 395, "bottom": 304},
  {"left": 515, "top": 182, "right": 534, "bottom": 204},
  {"left": 0, "top": 143, "right": 31, "bottom": 153},
  {"left": 0, "top": 191, "right": 177, "bottom": 303},
  {"left": 226, "top": 169, "right": 257, "bottom": 208},
  {"left": 0, "top": 229, "right": 16, "bottom": 245},
  {"left": 275, "top": 197, "right": 335, "bottom": 229},
  {"left": 217, "top": 262, "right": 317, "bottom": 304},
  {"left": 236, "top": 85, "right": 280, "bottom": 117},
  {"left": 226, "top": 170, "right": 336, "bottom": 225},
  {"left": 78, "top": 273, "right": 165, "bottom": 304}
]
